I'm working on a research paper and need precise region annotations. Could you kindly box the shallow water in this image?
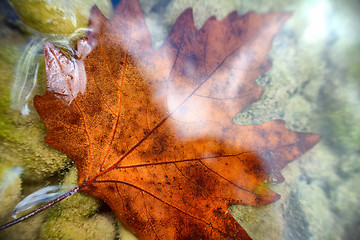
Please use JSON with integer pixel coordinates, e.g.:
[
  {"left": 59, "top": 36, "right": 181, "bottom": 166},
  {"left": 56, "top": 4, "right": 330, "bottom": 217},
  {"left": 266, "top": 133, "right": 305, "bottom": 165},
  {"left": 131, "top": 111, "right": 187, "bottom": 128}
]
[{"left": 0, "top": 0, "right": 359, "bottom": 239}]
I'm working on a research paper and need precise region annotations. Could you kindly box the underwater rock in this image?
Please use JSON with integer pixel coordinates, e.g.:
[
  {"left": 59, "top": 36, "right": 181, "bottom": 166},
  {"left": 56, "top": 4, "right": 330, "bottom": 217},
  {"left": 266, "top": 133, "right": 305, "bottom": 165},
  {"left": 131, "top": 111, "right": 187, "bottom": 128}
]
[
  {"left": 8, "top": 0, "right": 113, "bottom": 34},
  {"left": 0, "top": 167, "right": 22, "bottom": 223},
  {"left": 40, "top": 168, "right": 117, "bottom": 240},
  {"left": 0, "top": 166, "right": 45, "bottom": 240},
  {"left": 0, "top": 43, "right": 72, "bottom": 182}
]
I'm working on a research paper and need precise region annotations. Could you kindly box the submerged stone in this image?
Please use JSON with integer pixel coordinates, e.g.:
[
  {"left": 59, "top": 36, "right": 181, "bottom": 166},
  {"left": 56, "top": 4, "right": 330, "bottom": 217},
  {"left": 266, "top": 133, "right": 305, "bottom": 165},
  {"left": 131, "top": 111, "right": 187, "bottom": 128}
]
[{"left": 8, "top": 0, "right": 113, "bottom": 34}]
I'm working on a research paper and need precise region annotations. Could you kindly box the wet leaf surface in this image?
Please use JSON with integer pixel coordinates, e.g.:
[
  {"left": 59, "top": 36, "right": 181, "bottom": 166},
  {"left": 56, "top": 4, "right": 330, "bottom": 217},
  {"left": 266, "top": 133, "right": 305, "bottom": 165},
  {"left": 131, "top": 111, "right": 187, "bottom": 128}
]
[{"left": 34, "top": 0, "right": 320, "bottom": 239}]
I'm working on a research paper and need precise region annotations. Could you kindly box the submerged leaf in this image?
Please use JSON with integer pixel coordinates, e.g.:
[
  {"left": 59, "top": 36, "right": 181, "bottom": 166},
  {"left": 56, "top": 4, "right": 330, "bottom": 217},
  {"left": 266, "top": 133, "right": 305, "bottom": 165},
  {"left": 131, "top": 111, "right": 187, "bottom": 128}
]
[{"left": 34, "top": 0, "right": 320, "bottom": 239}]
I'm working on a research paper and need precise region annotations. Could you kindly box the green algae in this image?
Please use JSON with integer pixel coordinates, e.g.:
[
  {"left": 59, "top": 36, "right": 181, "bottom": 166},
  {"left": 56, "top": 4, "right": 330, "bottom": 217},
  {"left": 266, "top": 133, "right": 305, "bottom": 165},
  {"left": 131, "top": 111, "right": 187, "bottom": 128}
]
[
  {"left": 231, "top": 203, "right": 282, "bottom": 240},
  {"left": 0, "top": 166, "right": 46, "bottom": 240},
  {"left": 8, "top": 0, "right": 113, "bottom": 34},
  {"left": 0, "top": 44, "right": 20, "bottom": 143},
  {"left": 318, "top": 97, "right": 360, "bottom": 154},
  {"left": 0, "top": 167, "right": 22, "bottom": 223},
  {"left": 0, "top": 43, "right": 72, "bottom": 182},
  {"left": 40, "top": 168, "right": 117, "bottom": 240}
]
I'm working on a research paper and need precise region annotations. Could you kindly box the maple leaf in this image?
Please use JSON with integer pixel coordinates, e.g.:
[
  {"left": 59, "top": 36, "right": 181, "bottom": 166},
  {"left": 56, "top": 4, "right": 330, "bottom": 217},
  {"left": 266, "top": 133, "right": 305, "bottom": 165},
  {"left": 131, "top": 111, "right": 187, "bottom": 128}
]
[{"left": 33, "top": 0, "right": 320, "bottom": 239}]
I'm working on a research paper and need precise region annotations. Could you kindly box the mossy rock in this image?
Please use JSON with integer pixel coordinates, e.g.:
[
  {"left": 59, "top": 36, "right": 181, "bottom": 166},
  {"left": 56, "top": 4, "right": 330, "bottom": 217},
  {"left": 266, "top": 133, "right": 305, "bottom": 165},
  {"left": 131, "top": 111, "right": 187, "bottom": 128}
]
[
  {"left": 0, "top": 166, "right": 22, "bottom": 223},
  {"left": 319, "top": 100, "right": 360, "bottom": 154},
  {"left": 40, "top": 168, "right": 117, "bottom": 240},
  {"left": 0, "top": 42, "right": 72, "bottom": 182},
  {"left": 0, "top": 166, "right": 44, "bottom": 240},
  {"left": 9, "top": 0, "right": 113, "bottom": 34}
]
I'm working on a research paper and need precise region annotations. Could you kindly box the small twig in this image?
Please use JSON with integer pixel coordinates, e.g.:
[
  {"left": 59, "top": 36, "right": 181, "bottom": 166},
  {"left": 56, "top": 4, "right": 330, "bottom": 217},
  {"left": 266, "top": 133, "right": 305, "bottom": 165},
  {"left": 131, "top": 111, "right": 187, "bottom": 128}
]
[{"left": 0, "top": 186, "right": 79, "bottom": 231}]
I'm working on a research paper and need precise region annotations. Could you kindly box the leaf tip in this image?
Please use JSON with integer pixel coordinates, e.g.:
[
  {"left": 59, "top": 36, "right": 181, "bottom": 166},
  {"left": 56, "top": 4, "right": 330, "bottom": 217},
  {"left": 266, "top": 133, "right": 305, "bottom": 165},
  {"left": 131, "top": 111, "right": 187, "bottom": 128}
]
[
  {"left": 297, "top": 132, "right": 321, "bottom": 153},
  {"left": 88, "top": 5, "right": 107, "bottom": 38},
  {"left": 175, "top": 7, "right": 196, "bottom": 30}
]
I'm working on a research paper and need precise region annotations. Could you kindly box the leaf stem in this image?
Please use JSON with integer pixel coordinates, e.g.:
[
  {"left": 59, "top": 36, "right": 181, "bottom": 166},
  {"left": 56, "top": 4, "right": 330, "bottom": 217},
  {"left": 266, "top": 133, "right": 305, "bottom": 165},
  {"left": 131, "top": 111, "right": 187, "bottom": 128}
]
[{"left": 0, "top": 186, "right": 79, "bottom": 231}]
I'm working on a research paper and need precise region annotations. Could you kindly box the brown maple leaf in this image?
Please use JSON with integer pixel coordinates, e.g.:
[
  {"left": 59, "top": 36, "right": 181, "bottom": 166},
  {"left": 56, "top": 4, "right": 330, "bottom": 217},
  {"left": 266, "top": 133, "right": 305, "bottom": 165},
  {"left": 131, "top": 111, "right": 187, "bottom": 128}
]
[{"left": 32, "top": 0, "right": 319, "bottom": 239}]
